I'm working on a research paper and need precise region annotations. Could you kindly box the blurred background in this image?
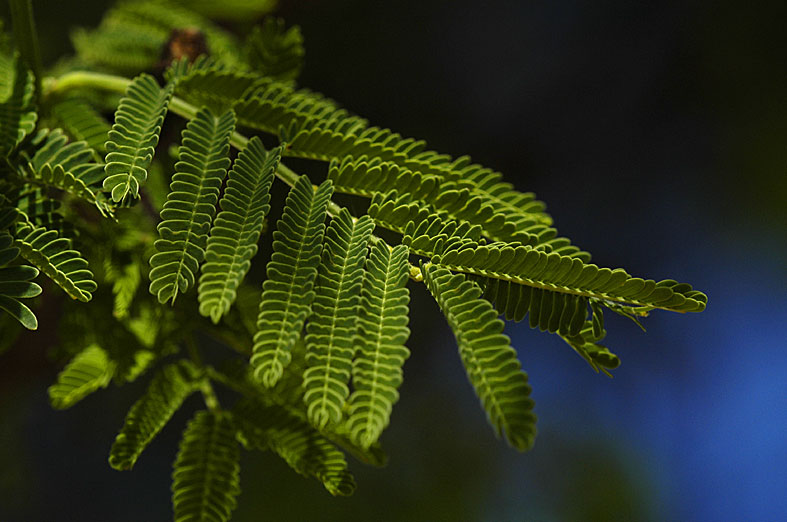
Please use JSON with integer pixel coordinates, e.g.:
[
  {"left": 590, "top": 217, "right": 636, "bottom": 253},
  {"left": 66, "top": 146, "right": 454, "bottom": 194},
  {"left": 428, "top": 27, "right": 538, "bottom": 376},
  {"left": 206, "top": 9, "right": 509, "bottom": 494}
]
[{"left": 1, "top": 0, "right": 785, "bottom": 520}]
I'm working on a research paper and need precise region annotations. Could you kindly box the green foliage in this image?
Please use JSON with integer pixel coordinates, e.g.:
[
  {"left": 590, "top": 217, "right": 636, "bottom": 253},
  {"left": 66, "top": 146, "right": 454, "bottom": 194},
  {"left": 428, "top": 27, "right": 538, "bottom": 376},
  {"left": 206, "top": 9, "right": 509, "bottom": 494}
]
[
  {"left": 234, "top": 397, "right": 356, "bottom": 496},
  {"left": 303, "top": 209, "right": 375, "bottom": 429},
  {"left": 1, "top": 1, "right": 708, "bottom": 519},
  {"left": 172, "top": 410, "right": 241, "bottom": 522},
  {"left": 245, "top": 17, "right": 304, "bottom": 82},
  {"left": 0, "top": 222, "right": 41, "bottom": 330},
  {"left": 109, "top": 361, "right": 202, "bottom": 470},
  {"left": 423, "top": 264, "right": 537, "bottom": 451},
  {"left": 48, "top": 344, "right": 115, "bottom": 409},
  {"left": 250, "top": 176, "right": 333, "bottom": 387},
  {"left": 18, "top": 128, "right": 112, "bottom": 215},
  {"left": 433, "top": 242, "right": 707, "bottom": 313},
  {"left": 50, "top": 98, "right": 110, "bottom": 155},
  {"left": 13, "top": 216, "right": 96, "bottom": 302},
  {"left": 149, "top": 107, "right": 235, "bottom": 303},
  {"left": 103, "top": 73, "right": 173, "bottom": 202},
  {"left": 71, "top": 0, "right": 243, "bottom": 74},
  {"left": 198, "top": 138, "right": 280, "bottom": 323},
  {"left": 346, "top": 242, "right": 411, "bottom": 448},
  {"left": 0, "top": 52, "right": 36, "bottom": 156}
]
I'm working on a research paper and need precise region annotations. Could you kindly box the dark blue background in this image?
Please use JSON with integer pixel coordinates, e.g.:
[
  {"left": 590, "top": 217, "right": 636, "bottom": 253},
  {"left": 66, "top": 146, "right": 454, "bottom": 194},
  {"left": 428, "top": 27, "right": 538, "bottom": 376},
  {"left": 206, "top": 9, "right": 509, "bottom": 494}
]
[{"left": 1, "top": 1, "right": 785, "bottom": 520}]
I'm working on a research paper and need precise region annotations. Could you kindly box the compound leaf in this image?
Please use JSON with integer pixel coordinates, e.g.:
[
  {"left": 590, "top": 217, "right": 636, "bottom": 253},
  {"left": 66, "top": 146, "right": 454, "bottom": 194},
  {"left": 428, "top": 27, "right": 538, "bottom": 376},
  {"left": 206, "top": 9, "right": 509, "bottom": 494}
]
[
  {"left": 103, "top": 73, "right": 173, "bottom": 202},
  {"left": 346, "top": 242, "right": 411, "bottom": 448},
  {"left": 198, "top": 138, "right": 280, "bottom": 323},
  {"left": 48, "top": 344, "right": 115, "bottom": 409},
  {"left": 109, "top": 360, "right": 202, "bottom": 470},
  {"left": 172, "top": 410, "right": 241, "bottom": 522},
  {"left": 149, "top": 107, "right": 235, "bottom": 304},
  {"left": 303, "top": 210, "right": 374, "bottom": 428},
  {"left": 234, "top": 398, "right": 355, "bottom": 496},
  {"left": 423, "top": 264, "right": 537, "bottom": 451},
  {"left": 250, "top": 176, "right": 333, "bottom": 387}
]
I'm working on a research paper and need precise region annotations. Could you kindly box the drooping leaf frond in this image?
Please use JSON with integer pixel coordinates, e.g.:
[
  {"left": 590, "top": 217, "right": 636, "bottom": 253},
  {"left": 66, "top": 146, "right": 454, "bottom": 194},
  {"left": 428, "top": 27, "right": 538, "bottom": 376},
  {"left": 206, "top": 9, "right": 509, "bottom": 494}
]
[
  {"left": 109, "top": 360, "right": 202, "bottom": 470},
  {"left": 48, "top": 344, "right": 115, "bottom": 409},
  {"left": 0, "top": 53, "right": 36, "bottom": 157},
  {"left": 346, "top": 242, "right": 411, "bottom": 448},
  {"left": 432, "top": 242, "right": 707, "bottom": 313},
  {"left": 234, "top": 398, "right": 356, "bottom": 496},
  {"left": 50, "top": 98, "right": 110, "bottom": 155},
  {"left": 423, "top": 264, "right": 537, "bottom": 451},
  {"left": 20, "top": 129, "right": 112, "bottom": 215},
  {"left": 172, "top": 410, "right": 241, "bottom": 522},
  {"left": 149, "top": 108, "right": 236, "bottom": 304},
  {"left": 103, "top": 73, "right": 174, "bottom": 202},
  {"left": 245, "top": 18, "right": 304, "bottom": 82},
  {"left": 13, "top": 217, "right": 97, "bottom": 302},
  {"left": 198, "top": 139, "right": 281, "bottom": 323},
  {"left": 0, "top": 228, "right": 41, "bottom": 330},
  {"left": 303, "top": 210, "right": 375, "bottom": 429},
  {"left": 250, "top": 177, "right": 333, "bottom": 387}
]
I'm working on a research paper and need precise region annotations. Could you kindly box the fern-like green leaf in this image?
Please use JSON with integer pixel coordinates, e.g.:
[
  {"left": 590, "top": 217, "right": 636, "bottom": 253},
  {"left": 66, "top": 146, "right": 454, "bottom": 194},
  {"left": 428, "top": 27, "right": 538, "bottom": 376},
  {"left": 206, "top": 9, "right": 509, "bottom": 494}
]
[
  {"left": 109, "top": 360, "right": 202, "bottom": 470},
  {"left": 198, "top": 139, "right": 281, "bottom": 323},
  {"left": 50, "top": 98, "right": 110, "bottom": 155},
  {"left": 21, "top": 129, "right": 113, "bottom": 215},
  {"left": 13, "top": 217, "right": 96, "bottom": 302},
  {"left": 103, "top": 73, "right": 174, "bottom": 202},
  {"left": 245, "top": 18, "right": 304, "bottom": 82},
  {"left": 0, "top": 53, "right": 36, "bottom": 157},
  {"left": 250, "top": 177, "right": 333, "bottom": 387},
  {"left": 303, "top": 210, "right": 375, "bottom": 428},
  {"left": 48, "top": 344, "right": 115, "bottom": 409},
  {"left": 234, "top": 398, "right": 356, "bottom": 496},
  {"left": 172, "top": 410, "right": 241, "bottom": 522},
  {"left": 149, "top": 108, "right": 236, "bottom": 304},
  {"left": 423, "top": 264, "right": 537, "bottom": 451},
  {"left": 433, "top": 242, "right": 707, "bottom": 313},
  {"left": 0, "top": 230, "right": 41, "bottom": 330},
  {"left": 346, "top": 242, "right": 411, "bottom": 448}
]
